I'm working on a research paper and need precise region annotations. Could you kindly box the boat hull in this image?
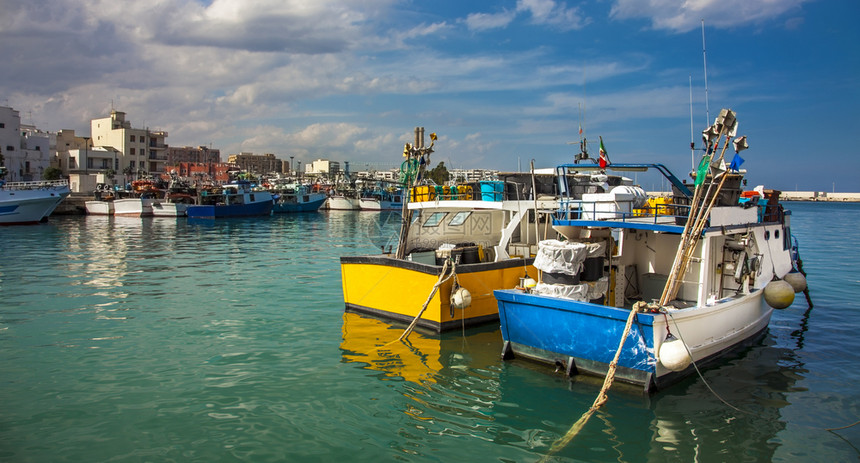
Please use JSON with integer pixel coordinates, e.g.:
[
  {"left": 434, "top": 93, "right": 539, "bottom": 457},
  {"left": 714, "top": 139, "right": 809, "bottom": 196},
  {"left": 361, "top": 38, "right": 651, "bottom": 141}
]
[
  {"left": 151, "top": 201, "right": 189, "bottom": 217},
  {"left": 186, "top": 200, "right": 273, "bottom": 218},
  {"left": 113, "top": 198, "right": 155, "bottom": 217},
  {"left": 359, "top": 198, "right": 402, "bottom": 211},
  {"left": 326, "top": 196, "right": 360, "bottom": 210},
  {"left": 272, "top": 195, "right": 326, "bottom": 213},
  {"left": 85, "top": 201, "right": 115, "bottom": 215},
  {"left": 494, "top": 289, "right": 773, "bottom": 392},
  {"left": 341, "top": 255, "right": 535, "bottom": 332},
  {"left": 0, "top": 182, "right": 70, "bottom": 225}
]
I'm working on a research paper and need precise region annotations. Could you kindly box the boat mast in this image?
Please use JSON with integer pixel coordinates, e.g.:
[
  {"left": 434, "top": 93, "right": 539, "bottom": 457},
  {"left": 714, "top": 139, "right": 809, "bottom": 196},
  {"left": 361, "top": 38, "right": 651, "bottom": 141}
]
[
  {"left": 702, "top": 19, "right": 710, "bottom": 128},
  {"left": 394, "top": 127, "right": 435, "bottom": 259}
]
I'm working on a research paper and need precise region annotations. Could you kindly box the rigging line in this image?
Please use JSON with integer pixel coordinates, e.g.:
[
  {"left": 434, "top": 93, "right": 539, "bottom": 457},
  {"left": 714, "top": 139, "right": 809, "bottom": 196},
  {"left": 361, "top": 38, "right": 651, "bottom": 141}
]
[{"left": 666, "top": 311, "right": 756, "bottom": 416}]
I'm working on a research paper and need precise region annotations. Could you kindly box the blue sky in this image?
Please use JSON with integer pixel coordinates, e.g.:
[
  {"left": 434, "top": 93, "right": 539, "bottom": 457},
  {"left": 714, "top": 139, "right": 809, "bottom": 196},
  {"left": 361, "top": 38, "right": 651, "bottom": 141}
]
[{"left": 2, "top": 0, "right": 857, "bottom": 191}]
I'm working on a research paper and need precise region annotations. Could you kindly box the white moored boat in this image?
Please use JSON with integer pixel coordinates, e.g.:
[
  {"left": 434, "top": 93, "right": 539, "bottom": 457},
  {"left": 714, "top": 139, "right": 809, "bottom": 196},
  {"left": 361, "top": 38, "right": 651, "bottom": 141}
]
[
  {"left": 326, "top": 194, "right": 361, "bottom": 210},
  {"left": 113, "top": 197, "right": 155, "bottom": 217},
  {"left": 0, "top": 179, "right": 70, "bottom": 225}
]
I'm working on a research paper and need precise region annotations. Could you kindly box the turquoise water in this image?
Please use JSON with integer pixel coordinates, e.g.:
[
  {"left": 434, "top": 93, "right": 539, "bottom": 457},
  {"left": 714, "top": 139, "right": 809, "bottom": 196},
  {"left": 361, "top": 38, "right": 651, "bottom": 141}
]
[{"left": 0, "top": 204, "right": 858, "bottom": 462}]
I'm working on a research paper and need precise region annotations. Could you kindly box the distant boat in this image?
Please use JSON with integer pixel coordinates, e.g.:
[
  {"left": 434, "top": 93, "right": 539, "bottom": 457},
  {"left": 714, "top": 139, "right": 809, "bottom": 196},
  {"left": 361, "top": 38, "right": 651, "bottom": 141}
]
[
  {"left": 186, "top": 181, "right": 273, "bottom": 218},
  {"left": 0, "top": 179, "right": 70, "bottom": 225},
  {"left": 271, "top": 183, "right": 327, "bottom": 213},
  {"left": 113, "top": 197, "right": 155, "bottom": 217},
  {"left": 112, "top": 180, "right": 161, "bottom": 217},
  {"left": 85, "top": 184, "right": 117, "bottom": 216},
  {"left": 151, "top": 193, "right": 195, "bottom": 217},
  {"left": 359, "top": 187, "right": 404, "bottom": 211},
  {"left": 326, "top": 192, "right": 361, "bottom": 210}
]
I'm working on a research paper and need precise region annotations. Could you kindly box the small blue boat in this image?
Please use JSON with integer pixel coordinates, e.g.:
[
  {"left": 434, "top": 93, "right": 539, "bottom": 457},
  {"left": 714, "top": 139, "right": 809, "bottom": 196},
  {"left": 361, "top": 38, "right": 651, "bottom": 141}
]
[
  {"left": 186, "top": 181, "right": 273, "bottom": 218},
  {"left": 271, "top": 183, "right": 327, "bottom": 213},
  {"left": 494, "top": 110, "right": 804, "bottom": 392}
]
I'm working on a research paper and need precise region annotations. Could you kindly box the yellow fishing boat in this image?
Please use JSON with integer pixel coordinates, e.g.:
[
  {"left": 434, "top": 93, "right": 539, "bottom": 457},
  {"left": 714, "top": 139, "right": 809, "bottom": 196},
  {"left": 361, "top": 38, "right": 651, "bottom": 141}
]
[{"left": 341, "top": 127, "right": 638, "bottom": 332}]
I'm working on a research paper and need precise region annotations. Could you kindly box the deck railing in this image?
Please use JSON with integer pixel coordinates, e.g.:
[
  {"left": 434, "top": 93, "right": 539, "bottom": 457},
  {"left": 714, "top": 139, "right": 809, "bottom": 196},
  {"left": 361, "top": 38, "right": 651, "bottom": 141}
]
[{"left": 0, "top": 179, "right": 70, "bottom": 190}]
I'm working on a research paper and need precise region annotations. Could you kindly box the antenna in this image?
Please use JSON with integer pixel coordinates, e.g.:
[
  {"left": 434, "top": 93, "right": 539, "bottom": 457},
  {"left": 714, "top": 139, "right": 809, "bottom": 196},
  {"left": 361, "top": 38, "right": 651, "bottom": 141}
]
[
  {"left": 689, "top": 75, "right": 695, "bottom": 171},
  {"left": 701, "top": 19, "right": 710, "bottom": 127}
]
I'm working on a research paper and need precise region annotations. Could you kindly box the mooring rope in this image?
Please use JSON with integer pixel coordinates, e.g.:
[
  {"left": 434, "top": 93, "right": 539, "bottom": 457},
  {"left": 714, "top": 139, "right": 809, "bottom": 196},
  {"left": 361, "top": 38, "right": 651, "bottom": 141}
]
[
  {"left": 398, "top": 259, "right": 456, "bottom": 342},
  {"left": 359, "top": 259, "right": 456, "bottom": 356},
  {"left": 665, "top": 311, "right": 752, "bottom": 415},
  {"left": 540, "top": 307, "right": 638, "bottom": 461}
]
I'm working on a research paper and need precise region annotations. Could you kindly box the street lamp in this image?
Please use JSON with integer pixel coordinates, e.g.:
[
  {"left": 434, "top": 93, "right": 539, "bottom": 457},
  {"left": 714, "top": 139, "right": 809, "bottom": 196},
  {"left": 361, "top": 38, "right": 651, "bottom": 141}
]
[{"left": 81, "top": 136, "right": 91, "bottom": 174}]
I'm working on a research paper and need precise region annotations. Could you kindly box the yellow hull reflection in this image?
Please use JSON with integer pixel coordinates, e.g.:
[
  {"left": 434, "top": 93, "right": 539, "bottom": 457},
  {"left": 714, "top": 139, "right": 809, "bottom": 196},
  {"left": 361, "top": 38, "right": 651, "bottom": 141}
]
[
  {"left": 340, "top": 312, "right": 505, "bottom": 385},
  {"left": 341, "top": 313, "right": 443, "bottom": 384}
]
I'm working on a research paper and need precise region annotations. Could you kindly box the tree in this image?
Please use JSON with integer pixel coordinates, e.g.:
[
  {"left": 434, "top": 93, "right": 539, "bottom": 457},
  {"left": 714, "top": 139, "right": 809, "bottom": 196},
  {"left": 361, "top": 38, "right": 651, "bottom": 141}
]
[
  {"left": 427, "top": 161, "right": 450, "bottom": 185},
  {"left": 43, "top": 167, "right": 63, "bottom": 180}
]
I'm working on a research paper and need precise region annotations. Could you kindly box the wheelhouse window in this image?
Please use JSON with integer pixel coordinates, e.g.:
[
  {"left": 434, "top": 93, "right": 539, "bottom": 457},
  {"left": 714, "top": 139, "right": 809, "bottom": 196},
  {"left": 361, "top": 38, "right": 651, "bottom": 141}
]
[
  {"left": 423, "top": 212, "right": 448, "bottom": 227},
  {"left": 448, "top": 211, "right": 471, "bottom": 227}
]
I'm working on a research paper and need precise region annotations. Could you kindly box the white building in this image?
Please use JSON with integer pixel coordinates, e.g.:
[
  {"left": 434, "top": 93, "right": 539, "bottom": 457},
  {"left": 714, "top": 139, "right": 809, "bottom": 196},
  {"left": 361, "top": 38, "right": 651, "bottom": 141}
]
[
  {"left": 0, "top": 106, "right": 52, "bottom": 181},
  {"left": 305, "top": 158, "right": 341, "bottom": 175},
  {"left": 91, "top": 110, "right": 168, "bottom": 180}
]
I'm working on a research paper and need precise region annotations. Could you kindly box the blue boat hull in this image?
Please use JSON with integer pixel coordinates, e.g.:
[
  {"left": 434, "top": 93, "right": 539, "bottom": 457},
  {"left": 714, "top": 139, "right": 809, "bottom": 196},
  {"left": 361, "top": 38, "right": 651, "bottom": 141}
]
[
  {"left": 272, "top": 196, "right": 326, "bottom": 213},
  {"left": 495, "top": 289, "right": 659, "bottom": 388},
  {"left": 494, "top": 289, "right": 771, "bottom": 392},
  {"left": 186, "top": 200, "right": 273, "bottom": 218}
]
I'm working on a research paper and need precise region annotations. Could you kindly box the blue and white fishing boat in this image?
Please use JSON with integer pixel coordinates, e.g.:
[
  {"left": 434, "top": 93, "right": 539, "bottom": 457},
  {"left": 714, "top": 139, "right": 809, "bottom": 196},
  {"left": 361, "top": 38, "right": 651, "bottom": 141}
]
[
  {"left": 271, "top": 183, "right": 327, "bottom": 213},
  {"left": 359, "top": 187, "right": 404, "bottom": 211},
  {"left": 186, "top": 181, "right": 273, "bottom": 218},
  {"left": 494, "top": 109, "right": 805, "bottom": 392},
  {"left": 0, "top": 179, "right": 70, "bottom": 225}
]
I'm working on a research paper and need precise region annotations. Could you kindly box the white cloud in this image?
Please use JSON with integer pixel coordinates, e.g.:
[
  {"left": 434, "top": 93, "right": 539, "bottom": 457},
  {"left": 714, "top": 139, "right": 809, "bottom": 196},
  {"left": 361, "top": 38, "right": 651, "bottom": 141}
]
[
  {"left": 465, "top": 0, "right": 588, "bottom": 32},
  {"left": 465, "top": 10, "right": 518, "bottom": 31},
  {"left": 610, "top": 0, "right": 810, "bottom": 33},
  {"left": 516, "top": 0, "right": 587, "bottom": 30}
]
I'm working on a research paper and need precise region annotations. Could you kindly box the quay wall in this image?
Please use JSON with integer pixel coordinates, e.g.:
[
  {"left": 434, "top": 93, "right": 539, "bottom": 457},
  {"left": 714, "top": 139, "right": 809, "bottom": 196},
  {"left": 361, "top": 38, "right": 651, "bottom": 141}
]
[
  {"left": 779, "top": 191, "right": 860, "bottom": 202},
  {"left": 54, "top": 194, "right": 92, "bottom": 215}
]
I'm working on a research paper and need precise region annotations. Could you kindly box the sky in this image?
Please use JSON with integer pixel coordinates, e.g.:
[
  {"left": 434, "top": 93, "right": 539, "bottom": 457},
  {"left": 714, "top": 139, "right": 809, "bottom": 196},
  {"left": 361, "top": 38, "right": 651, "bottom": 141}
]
[{"left": 1, "top": 0, "right": 858, "bottom": 191}]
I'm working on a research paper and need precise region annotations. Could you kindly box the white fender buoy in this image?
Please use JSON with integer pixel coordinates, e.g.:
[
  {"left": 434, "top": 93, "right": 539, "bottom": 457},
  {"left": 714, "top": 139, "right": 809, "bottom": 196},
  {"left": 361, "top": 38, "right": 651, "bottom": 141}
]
[
  {"left": 783, "top": 272, "right": 807, "bottom": 293},
  {"left": 764, "top": 279, "right": 795, "bottom": 309},
  {"left": 523, "top": 277, "right": 536, "bottom": 288},
  {"left": 658, "top": 335, "right": 692, "bottom": 372},
  {"left": 451, "top": 287, "right": 472, "bottom": 309}
]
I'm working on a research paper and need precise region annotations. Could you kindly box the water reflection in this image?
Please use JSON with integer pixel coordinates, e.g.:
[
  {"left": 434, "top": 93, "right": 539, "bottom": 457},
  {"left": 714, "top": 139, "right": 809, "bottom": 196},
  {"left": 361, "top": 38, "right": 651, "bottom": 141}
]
[
  {"left": 341, "top": 312, "right": 443, "bottom": 384},
  {"left": 340, "top": 312, "right": 808, "bottom": 461}
]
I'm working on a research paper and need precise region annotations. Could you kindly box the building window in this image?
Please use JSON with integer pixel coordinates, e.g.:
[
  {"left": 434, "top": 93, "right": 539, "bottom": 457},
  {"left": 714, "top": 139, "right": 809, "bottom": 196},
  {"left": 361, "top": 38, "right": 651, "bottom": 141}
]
[
  {"left": 0, "top": 123, "right": 4, "bottom": 128},
  {"left": 25, "top": 161, "right": 30, "bottom": 173},
  {"left": 130, "top": 148, "right": 135, "bottom": 155},
  {"left": 130, "top": 135, "right": 136, "bottom": 142},
  {"left": 5, "top": 145, "right": 13, "bottom": 151},
  {"left": 130, "top": 161, "right": 135, "bottom": 169}
]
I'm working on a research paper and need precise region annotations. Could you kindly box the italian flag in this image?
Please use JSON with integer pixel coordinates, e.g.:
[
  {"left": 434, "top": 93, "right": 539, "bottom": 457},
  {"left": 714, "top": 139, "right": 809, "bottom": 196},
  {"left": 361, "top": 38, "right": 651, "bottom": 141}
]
[{"left": 598, "top": 136, "right": 609, "bottom": 168}]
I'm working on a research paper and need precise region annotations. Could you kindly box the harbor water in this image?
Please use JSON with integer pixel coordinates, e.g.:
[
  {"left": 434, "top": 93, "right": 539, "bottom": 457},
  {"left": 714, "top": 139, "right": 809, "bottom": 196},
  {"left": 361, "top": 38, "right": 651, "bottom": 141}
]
[{"left": 1, "top": 203, "right": 858, "bottom": 462}]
